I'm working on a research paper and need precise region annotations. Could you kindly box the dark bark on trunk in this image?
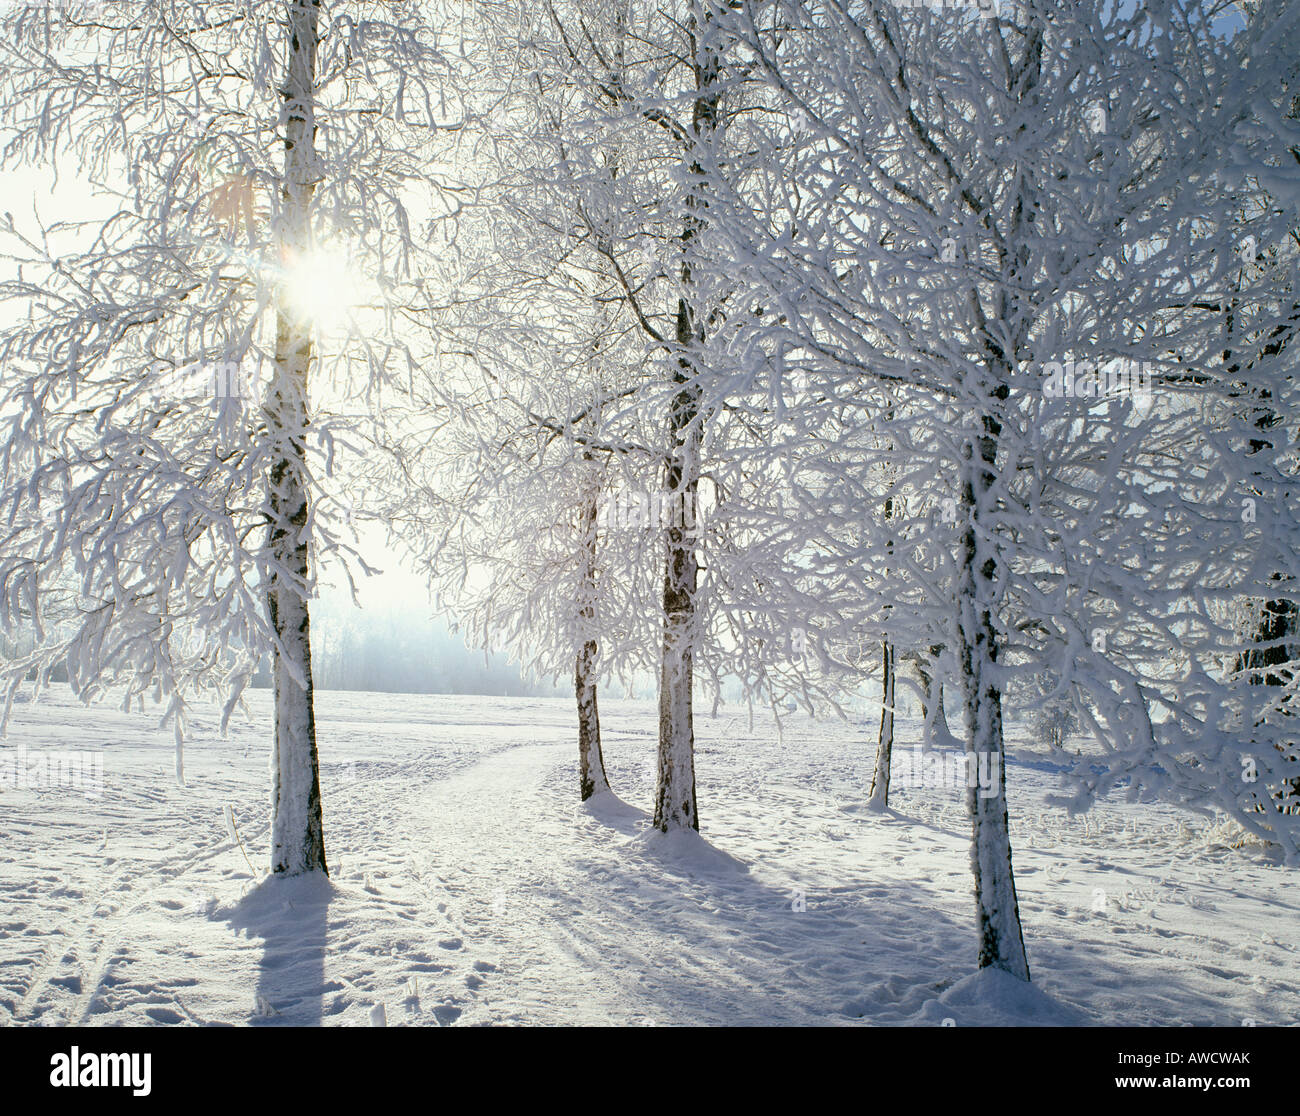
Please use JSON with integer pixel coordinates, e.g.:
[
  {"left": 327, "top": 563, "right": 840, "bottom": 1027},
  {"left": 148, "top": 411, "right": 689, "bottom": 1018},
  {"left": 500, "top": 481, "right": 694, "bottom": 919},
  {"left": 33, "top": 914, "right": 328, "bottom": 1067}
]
[
  {"left": 653, "top": 8, "right": 717, "bottom": 833},
  {"left": 868, "top": 639, "right": 894, "bottom": 808},
  {"left": 952, "top": 12, "right": 1040, "bottom": 981},
  {"left": 653, "top": 321, "right": 702, "bottom": 831},
  {"left": 576, "top": 480, "right": 609, "bottom": 801},
  {"left": 576, "top": 638, "right": 608, "bottom": 800},
  {"left": 917, "top": 645, "right": 948, "bottom": 736},
  {"left": 268, "top": 0, "right": 326, "bottom": 877},
  {"left": 959, "top": 410, "right": 1028, "bottom": 980}
]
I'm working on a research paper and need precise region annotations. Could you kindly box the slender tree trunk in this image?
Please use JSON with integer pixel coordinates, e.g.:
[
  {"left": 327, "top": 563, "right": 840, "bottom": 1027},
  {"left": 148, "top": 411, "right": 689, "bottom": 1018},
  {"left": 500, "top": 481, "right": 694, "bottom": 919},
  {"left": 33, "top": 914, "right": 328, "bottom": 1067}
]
[
  {"left": 654, "top": 353, "right": 702, "bottom": 831},
  {"left": 576, "top": 473, "right": 610, "bottom": 801},
  {"left": 917, "top": 645, "right": 947, "bottom": 736},
  {"left": 653, "top": 6, "right": 717, "bottom": 833},
  {"left": 958, "top": 414, "right": 1028, "bottom": 980},
  {"left": 267, "top": 0, "right": 326, "bottom": 877},
  {"left": 946, "top": 7, "right": 1041, "bottom": 980},
  {"left": 868, "top": 639, "right": 894, "bottom": 808},
  {"left": 869, "top": 424, "right": 897, "bottom": 807},
  {"left": 866, "top": 427, "right": 910, "bottom": 807},
  {"left": 576, "top": 638, "right": 608, "bottom": 800}
]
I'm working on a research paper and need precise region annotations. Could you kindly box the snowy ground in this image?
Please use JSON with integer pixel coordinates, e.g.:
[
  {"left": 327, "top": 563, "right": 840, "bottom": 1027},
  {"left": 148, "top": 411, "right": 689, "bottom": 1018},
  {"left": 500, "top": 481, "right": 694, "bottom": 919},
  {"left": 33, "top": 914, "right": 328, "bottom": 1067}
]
[{"left": 0, "top": 685, "right": 1296, "bottom": 1027}]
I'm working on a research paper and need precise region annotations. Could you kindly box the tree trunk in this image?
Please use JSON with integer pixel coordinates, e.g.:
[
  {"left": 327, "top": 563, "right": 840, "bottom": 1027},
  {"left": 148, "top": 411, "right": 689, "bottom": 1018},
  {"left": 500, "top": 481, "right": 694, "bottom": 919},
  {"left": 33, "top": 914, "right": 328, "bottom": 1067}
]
[
  {"left": 958, "top": 416, "right": 1028, "bottom": 980},
  {"left": 868, "top": 639, "right": 894, "bottom": 808},
  {"left": 947, "top": 6, "right": 1039, "bottom": 980},
  {"left": 917, "top": 645, "right": 948, "bottom": 737},
  {"left": 653, "top": 363, "right": 701, "bottom": 831},
  {"left": 653, "top": 6, "right": 717, "bottom": 834},
  {"left": 576, "top": 478, "right": 610, "bottom": 801},
  {"left": 869, "top": 459, "right": 898, "bottom": 807},
  {"left": 576, "top": 639, "right": 608, "bottom": 800},
  {"left": 267, "top": 0, "right": 326, "bottom": 877}
]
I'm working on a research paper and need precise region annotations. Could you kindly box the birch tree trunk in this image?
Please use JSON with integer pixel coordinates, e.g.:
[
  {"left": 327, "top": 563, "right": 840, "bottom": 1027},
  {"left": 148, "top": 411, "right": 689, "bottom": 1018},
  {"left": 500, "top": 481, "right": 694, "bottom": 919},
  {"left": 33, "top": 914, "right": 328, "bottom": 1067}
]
[
  {"left": 576, "top": 463, "right": 610, "bottom": 801},
  {"left": 867, "top": 639, "right": 894, "bottom": 809},
  {"left": 946, "top": 5, "right": 1044, "bottom": 984},
  {"left": 654, "top": 329, "right": 703, "bottom": 831},
  {"left": 267, "top": 0, "right": 327, "bottom": 877},
  {"left": 957, "top": 408, "right": 1027, "bottom": 979},
  {"left": 1237, "top": 395, "right": 1299, "bottom": 811},
  {"left": 917, "top": 646, "right": 947, "bottom": 737},
  {"left": 653, "top": 5, "right": 717, "bottom": 833},
  {"left": 869, "top": 483, "right": 897, "bottom": 809}
]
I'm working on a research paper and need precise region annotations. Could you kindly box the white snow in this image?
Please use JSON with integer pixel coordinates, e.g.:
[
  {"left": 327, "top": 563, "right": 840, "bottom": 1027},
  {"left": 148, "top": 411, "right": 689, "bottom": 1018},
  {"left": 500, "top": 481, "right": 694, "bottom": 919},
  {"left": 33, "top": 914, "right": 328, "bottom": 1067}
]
[{"left": 0, "top": 685, "right": 1295, "bottom": 1026}]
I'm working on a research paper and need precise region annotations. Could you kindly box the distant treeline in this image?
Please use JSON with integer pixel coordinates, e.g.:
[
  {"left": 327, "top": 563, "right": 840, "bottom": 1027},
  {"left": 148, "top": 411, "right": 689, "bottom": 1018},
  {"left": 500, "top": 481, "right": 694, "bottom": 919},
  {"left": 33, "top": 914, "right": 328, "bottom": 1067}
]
[{"left": 306, "top": 600, "right": 558, "bottom": 697}]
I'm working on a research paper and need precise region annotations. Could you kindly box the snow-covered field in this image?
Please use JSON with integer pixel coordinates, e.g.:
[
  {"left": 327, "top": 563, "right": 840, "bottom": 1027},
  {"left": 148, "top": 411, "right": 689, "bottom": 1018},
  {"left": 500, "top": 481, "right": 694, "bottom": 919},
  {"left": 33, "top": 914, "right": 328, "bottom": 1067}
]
[{"left": 0, "top": 685, "right": 1295, "bottom": 1027}]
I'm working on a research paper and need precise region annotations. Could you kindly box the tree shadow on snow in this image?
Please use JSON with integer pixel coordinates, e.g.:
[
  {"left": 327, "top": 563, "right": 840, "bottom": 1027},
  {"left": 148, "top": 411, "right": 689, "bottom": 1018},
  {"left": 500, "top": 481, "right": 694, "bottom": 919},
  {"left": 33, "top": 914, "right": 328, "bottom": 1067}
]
[
  {"left": 224, "top": 872, "right": 333, "bottom": 1026},
  {"left": 582, "top": 794, "right": 755, "bottom": 875},
  {"left": 580, "top": 789, "right": 650, "bottom": 837},
  {"left": 558, "top": 803, "right": 1250, "bottom": 1025},
  {"left": 559, "top": 833, "right": 990, "bottom": 1023}
]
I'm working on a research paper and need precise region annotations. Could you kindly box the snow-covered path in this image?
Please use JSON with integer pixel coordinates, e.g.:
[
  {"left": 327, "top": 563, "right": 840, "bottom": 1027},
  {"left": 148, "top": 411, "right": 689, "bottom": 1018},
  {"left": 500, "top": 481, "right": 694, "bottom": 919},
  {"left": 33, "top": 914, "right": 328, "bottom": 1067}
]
[{"left": 1, "top": 687, "right": 1296, "bottom": 1025}]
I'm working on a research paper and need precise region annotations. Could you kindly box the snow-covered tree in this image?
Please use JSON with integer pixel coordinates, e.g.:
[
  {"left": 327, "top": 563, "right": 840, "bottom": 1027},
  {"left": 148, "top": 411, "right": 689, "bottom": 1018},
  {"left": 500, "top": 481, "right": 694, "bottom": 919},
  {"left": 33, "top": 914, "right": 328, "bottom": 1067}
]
[
  {"left": 0, "top": 0, "right": 467, "bottom": 874},
  {"left": 708, "top": 0, "right": 1300, "bottom": 980},
  {"left": 358, "top": 0, "right": 666, "bottom": 803},
  {"left": 530, "top": 0, "right": 872, "bottom": 831},
  {"left": 372, "top": 0, "right": 861, "bottom": 824}
]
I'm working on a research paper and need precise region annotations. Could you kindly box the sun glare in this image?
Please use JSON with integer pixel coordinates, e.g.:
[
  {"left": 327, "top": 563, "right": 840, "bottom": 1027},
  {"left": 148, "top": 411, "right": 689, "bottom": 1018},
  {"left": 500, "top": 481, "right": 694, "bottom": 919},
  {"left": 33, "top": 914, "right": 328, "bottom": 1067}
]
[{"left": 280, "top": 248, "right": 375, "bottom": 331}]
